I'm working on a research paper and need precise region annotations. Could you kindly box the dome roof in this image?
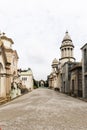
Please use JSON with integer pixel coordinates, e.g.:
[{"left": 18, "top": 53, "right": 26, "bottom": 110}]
[
  {"left": 52, "top": 58, "right": 58, "bottom": 65},
  {"left": 60, "top": 31, "right": 74, "bottom": 49},
  {"left": 62, "top": 31, "right": 72, "bottom": 42}
]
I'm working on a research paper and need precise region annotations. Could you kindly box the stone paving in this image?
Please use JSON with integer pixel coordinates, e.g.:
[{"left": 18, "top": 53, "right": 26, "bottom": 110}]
[{"left": 0, "top": 88, "right": 87, "bottom": 130}]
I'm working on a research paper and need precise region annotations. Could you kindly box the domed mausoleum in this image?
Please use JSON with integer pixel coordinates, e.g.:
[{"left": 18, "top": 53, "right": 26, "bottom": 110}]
[
  {"left": 48, "top": 31, "right": 76, "bottom": 91},
  {"left": 59, "top": 31, "right": 75, "bottom": 66}
]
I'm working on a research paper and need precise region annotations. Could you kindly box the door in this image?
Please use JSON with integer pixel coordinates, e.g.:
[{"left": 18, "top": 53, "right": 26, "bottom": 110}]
[{"left": 72, "top": 79, "right": 74, "bottom": 94}]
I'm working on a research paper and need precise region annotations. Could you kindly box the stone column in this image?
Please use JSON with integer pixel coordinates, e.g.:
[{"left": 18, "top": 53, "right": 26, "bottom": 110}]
[{"left": 0, "top": 75, "right": 6, "bottom": 97}]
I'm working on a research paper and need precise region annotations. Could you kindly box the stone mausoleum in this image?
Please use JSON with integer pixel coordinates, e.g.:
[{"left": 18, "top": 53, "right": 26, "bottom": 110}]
[{"left": 48, "top": 31, "right": 84, "bottom": 98}]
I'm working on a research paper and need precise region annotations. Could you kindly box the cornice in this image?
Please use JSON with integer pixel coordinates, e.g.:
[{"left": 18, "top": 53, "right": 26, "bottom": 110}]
[
  {"left": 1, "top": 36, "right": 14, "bottom": 44},
  {"left": 60, "top": 44, "right": 74, "bottom": 49},
  {"left": 59, "top": 57, "right": 76, "bottom": 60}
]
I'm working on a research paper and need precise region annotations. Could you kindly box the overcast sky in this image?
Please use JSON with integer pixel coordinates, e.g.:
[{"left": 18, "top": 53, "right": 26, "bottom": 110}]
[{"left": 0, "top": 0, "right": 87, "bottom": 80}]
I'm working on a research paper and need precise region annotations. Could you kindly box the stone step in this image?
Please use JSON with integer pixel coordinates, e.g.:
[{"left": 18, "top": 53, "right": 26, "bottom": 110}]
[{"left": 0, "top": 97, "right": 8, "bottom": 105}]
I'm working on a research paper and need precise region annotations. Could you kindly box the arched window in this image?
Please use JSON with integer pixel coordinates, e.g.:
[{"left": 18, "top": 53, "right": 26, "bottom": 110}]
[
  {"left": 71, "top": 48, "right": 73, "bottom": 56},
  {"left": 64, "top": 48, "right": 66, "bottom": 57},
  {"left": 61, "top": 49, "right": 64, "bottom": 57}
]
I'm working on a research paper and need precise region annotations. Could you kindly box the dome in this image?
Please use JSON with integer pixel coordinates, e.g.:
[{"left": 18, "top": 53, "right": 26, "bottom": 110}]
[
  {"left": 52, "top": 58, "right": 58, "bottom": 65},
  {"left": 60, "top": 31, "right": 74, "bottom": 48},
  {"left": 62, "top": 31, "right": 72, "bottom": 42}
]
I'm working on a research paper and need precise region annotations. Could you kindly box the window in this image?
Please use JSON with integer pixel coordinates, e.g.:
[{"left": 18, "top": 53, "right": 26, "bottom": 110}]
[{"left": 22, "top": 77, "right": 27, "bottom": 81}]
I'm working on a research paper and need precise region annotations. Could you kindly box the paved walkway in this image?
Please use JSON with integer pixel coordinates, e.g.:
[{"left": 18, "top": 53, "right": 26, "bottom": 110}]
[{"left": 0, "top": 88, "right": 87, "bottom": 130}]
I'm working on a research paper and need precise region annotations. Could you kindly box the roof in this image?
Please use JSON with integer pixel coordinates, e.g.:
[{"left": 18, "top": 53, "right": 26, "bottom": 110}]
[
  {"left": 62, "top": 31, "right": 72, "bottom": 42},
  {"left": 20, "top": 68, "right": 33, "bottom": 76},
  {"left": 60, "top": 31, "right": 74, "bottom": 48},
  {"left": 52, "top": 58, "right": 58, "bottom": 65},
  {"left": 81, "top": 43, "right": 87, "bottom": 50}
]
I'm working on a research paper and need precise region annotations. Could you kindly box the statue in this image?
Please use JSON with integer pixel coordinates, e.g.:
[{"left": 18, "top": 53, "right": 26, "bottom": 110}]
[{"left": 10, "top": 81, "right": 21, "bottom": 99}]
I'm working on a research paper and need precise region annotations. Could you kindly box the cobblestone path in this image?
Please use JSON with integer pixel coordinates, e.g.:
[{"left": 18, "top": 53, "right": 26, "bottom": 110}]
[{"left": 0, "top": 88, "right": 87, "bottom": 130}]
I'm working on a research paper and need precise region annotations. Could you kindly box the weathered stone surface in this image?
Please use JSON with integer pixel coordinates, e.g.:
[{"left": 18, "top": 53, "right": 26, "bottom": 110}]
[{"left": 0, "top": 88, "right": 87, "bottom": 130}]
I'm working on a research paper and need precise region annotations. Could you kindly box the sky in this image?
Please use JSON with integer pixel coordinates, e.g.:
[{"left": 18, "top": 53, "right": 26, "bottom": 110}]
[{"left": 0, "top": 0, "right": 87, "bottom": 80}]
